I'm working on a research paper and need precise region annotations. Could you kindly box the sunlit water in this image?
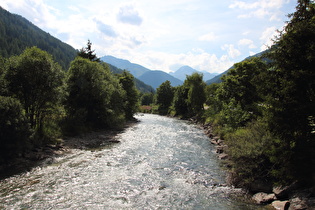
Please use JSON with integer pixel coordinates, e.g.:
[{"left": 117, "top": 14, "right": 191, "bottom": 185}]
[{"left": 0, "top": 114, "right": 267, "bottom": 209}]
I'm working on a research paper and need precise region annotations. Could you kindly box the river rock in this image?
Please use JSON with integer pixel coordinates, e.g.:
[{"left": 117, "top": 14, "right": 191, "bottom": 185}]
[
  {"left": 252, "top": 192, "right": 276, "bottom": 204},
  {"left": 289, "top": 197, "right": 308, "bottom": 210},
  {"left": 210, "top": 139, "right": 218, "bottom": 145},
  {"left": 272, "top": 200, "right": 290, "bottom": 210},
  {"left": 218, "top": 153, "right": 228, "bottom": 160}
]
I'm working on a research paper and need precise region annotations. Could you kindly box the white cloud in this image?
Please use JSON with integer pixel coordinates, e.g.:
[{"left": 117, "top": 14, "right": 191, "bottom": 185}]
[
  {"left": 199, "top": 32, "right": 217, "bottom": 42},
  {"left": 260, "top": 27, "right": 278, "bottom": 50},
  {"left": 238, "top": 38, "right": 256, "bottom": 49},
  {"left": 117, "top": 4, "right": 143, "bottom": 26},
  {"left": 222, "top": 44, "right": 241, "bottom": 59},
  {"left": 229, "top": 0, "right": 287, "bottom": 20}
]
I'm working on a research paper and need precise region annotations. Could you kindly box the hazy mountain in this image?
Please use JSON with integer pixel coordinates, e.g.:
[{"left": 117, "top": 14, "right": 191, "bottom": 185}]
[
  {"left": 101, "top": 56, "right": 150, "bottom": 78},
  {"left": 170, "top": 65, "right": 218, "bottom": 81},
  {"left": 138, "top": 70, "right": 183, "bottom": 89},
  {"left": 107, "top": 63, "right": 155, "bottom": 93},
  {"left": 0, "top": 7, "right": 77, "bottom": 70}
]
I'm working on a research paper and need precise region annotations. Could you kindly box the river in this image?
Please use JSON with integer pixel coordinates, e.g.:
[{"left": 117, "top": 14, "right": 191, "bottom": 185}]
[{"left": 0, "top": 114, "right": 268, "bottom": 209}]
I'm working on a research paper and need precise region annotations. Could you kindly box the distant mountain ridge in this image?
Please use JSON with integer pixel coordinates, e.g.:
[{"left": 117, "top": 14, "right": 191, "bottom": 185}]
[
  {"left": 138, "top": 70, "right": 183, "bottom": 89},
  {"left": 101, "top": 56, "right": 150, "bottom": 78},
  {"left": 101, "top": 56, "right": 219, "bottom": 89},
  {"left": 170, "top": 65, "right": 218, "bottom": 81},
  {"left": 107, "top": 63, "right": 155, "bottom": 93}
]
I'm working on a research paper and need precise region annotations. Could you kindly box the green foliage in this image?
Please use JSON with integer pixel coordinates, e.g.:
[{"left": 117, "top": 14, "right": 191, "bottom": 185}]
[
  {"left": 0, "top": 96, "right": 31, "bottom": 160},
  {"left": 65, "top": 57, "right": 125, "bottom": 132},
  {"left": 265, "top": 0, "right": 315, "bottom": 182},
  {"left": 218, "top": 99, "right": 252, "bottom": 130},
  {"left": 156, "top": 80, "right": 174, "bottom": 115},
  {"left": 140, "top": 92, "right": 154, "bottom": 106},
  {"left": 225, "top": 120, "right": 274, "bottom": 187},
  {"left": 0, "top": 7, "right": 76, "bottom": 70},
  {"left": 0, "top": 56, "right": 8, "bottom": 96},
  {"left": 5, "top": 47, "right": 65, "bottom": 143},
  {"left": 118, "top": 70, "right": 139, "bottom": 120},
  {"left": 172, "top": 85, "right": 189, "bottom": 117},
  {"left": 185, "top": 73, "right": 206, "bottom": 115}
]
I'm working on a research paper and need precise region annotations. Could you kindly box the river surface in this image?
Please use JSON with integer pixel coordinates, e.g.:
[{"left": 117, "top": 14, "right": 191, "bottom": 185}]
[{"left": 0, "top": 114, "right": 267, "bottom": 209}]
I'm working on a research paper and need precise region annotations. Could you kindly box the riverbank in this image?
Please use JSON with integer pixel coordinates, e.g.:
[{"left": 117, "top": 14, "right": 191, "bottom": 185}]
[
  {"left": 0, "top": 119, "right": 139, "bottom": 180},
  {"left": 200, "top": 121, "right": 315, "bottom": 209}
]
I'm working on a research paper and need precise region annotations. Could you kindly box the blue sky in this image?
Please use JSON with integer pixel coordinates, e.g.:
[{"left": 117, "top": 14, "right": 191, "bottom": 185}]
[{"left": 0, "top": 0, "right": 296, "bottom": 73}]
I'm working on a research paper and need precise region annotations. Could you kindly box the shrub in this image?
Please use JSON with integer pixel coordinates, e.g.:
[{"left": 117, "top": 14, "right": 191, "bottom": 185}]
[{"left": 225, "top": 120, "right": 274, "bottom": 188}]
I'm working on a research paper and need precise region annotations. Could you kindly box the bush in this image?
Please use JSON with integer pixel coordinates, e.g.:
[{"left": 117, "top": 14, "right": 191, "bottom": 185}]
[
  {"left": 0, "top": 96, "right": 31, "bottom": 161},
  {"left": 225, "top": 120, "right": 274, "bottom": 188}
]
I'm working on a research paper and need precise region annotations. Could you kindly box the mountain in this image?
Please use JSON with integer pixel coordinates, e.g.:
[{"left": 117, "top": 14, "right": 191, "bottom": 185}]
[
  {"left": 101, "top": 56, "right": 150, "bottom": 78},
  {"left": 107, "top": 63, "right": 155, "bottom": 93},
  {"left": 205, "top": 50, "right": 270, "bottom": 85},
  {"left": 170, "top": 65, "right": 217, "bottom": 81},
  {"left": 138, "top": 70, "right": 183, "bottom": 89},
  {"left": 0, "top": 7, "right": 77, "bottom": 70}
]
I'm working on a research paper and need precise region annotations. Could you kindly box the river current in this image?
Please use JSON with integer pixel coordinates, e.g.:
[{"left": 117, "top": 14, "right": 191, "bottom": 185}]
[{"left": 0, "top": 114, "right": 267, "bottom": 209}]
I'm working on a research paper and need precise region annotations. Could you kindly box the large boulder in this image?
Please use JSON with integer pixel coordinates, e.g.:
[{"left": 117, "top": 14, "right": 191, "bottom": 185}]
[
  {"left": 252, "top": 192, "right": 277, "bottom": 204},
  {"left": 272, "top": 200, "right": 290, "bottom": 210}
]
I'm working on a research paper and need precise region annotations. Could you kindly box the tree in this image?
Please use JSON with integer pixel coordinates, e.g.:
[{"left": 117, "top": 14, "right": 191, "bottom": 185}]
[
  {"left": 217, "top": 57, "right": 268, "bottom": 128},
  {"left": 140, "top": 92, "right": 154, "bottom": 106},
  {"left": 77, "top": 40, "right": 101, "bottom": 62},
  {"left": 185, "top": 73, "right": 206, "bottom": 115},
  {"left": 172, "top": 85, "right": 189, "bottom": 117},
  {"left": 5, "top": 47, "right": 65, "bottom": 141},
  {"left": 0, "top": 56, "right": 7, "bottom": 96},
  {"left": 65, "top": 57, "right": 125, "bottom": 131},
  {"left": 266, "top": 0, "right": 315, "bottom": 182},
  {"left": 0, "top": 96, "right": 31, "bottom": 160},
  {"left": 156, "top": 80, "right": 174, "bottom": 115},
  {"left": 118, "top": 70, "right": 139, "bottom": 120}
]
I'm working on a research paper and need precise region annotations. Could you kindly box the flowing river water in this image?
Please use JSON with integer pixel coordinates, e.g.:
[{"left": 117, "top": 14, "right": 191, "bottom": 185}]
[{"left": 0, "top": 114, "right": 269, "bottom": 209}]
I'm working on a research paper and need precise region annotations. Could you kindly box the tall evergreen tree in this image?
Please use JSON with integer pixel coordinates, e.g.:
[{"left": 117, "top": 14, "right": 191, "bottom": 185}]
[{"left": 77, "top": 40, "right": 101, "bottom": 62}]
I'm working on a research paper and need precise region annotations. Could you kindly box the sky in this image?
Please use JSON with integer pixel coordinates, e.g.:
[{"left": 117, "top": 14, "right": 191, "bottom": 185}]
[{"left": 0, "top": 0, "right": 297, "bottom": 73}]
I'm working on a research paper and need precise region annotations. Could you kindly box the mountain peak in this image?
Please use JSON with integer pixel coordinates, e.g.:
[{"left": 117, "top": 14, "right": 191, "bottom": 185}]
[{"left": 170, "top": 65, "right": 217, "bottom": 81}]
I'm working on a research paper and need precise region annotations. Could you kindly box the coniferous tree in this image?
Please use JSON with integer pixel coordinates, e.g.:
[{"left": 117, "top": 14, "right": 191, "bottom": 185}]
[{"left": 77, "top": 40, "right": 101, "bottom": 62}]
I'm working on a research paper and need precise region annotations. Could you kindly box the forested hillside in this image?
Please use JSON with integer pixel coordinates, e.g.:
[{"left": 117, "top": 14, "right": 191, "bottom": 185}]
[{"left": 0, "top": 7, "right": 77, "bottom": 70}]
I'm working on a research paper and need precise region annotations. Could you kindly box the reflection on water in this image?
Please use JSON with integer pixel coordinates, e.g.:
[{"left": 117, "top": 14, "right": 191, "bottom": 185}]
[{"left": 0, "top": 114, "right": 267, "bottom": 209}]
